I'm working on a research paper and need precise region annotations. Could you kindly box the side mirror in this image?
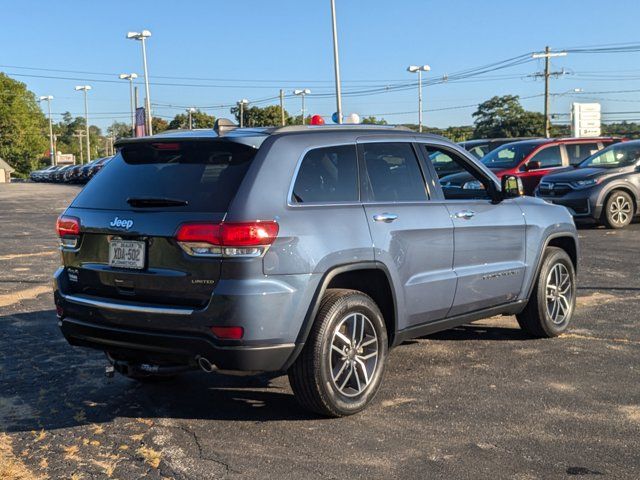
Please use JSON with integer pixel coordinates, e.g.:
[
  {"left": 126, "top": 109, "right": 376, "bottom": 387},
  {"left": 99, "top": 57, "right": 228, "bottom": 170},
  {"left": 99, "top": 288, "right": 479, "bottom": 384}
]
[
  {"left": 501, "top": 175, "right": 524, "bottom": 199},
  {"left": 525, "top": 160, "right": 541, "bottom": 171}
]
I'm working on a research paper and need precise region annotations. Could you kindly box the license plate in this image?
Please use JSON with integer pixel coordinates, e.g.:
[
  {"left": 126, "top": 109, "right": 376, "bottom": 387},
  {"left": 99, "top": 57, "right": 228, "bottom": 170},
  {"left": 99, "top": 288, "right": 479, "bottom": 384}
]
[{"left": 108, "top": 240, "right": 145, "bottom": 269}]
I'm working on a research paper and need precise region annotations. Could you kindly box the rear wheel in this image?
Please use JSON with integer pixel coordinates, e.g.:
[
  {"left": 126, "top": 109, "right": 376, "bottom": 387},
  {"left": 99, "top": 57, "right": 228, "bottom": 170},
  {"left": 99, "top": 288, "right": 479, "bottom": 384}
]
[
  {"left": 517, "top": 247, "right": 576, "bottom": 338},
  {"left": 288, "top": 289, "right": 388, "bottom": 417},
  {"left": 602, "top": 190, "right": 634, "bottom": 229}
]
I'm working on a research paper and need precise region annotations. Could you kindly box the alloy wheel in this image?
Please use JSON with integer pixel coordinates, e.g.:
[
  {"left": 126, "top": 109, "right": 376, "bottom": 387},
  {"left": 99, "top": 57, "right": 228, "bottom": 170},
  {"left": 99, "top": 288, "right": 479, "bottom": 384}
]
[
  {"left": 609, "top": 195, "right": 632, "bottom": 225},
  {"left": 545, "top": 263, "right": 573, "bottom": 325},
  {"left": 329, "top": 312, "right": 379, "bottom": 397}
]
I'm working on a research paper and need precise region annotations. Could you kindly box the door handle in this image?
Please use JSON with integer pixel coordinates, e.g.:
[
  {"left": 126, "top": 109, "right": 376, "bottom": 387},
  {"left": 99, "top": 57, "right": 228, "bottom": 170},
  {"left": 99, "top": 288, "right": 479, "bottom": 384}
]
[
  {"left": 373, "top": 213, "right": 399, "bottom": 223},
  {"left": 452, "top": 209, "right": 476, "bottom": 220}
]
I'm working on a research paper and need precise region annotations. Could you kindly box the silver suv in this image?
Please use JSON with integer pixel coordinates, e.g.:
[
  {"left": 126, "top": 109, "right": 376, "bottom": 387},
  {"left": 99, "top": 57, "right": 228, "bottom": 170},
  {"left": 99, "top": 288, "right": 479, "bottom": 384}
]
[{"left": 54, "top": 124, "right": 579, "bottom": 417}]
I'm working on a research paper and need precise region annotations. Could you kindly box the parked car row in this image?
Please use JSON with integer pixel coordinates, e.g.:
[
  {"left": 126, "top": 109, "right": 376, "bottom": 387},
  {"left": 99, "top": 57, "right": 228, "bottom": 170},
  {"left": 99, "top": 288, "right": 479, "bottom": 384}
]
[
  {"left": 30, "top": 157, "right": 112, "bottom": 184},
  {"left": 456, "top": 136, "right": 639, "bottom": 228}
]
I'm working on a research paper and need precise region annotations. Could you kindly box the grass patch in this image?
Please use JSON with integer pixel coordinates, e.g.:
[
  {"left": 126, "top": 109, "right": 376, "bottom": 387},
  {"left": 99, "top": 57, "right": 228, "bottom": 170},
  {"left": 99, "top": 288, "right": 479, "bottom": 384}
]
[{"left": 0, "top": 433, "right": 40, "bottom": 480}]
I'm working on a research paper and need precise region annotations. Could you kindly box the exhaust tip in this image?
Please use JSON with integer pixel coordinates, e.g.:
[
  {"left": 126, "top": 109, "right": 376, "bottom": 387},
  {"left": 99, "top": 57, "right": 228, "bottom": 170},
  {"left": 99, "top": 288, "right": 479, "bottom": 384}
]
[{"left": 197, "top": 356, "right": 216, "bottom": 373}]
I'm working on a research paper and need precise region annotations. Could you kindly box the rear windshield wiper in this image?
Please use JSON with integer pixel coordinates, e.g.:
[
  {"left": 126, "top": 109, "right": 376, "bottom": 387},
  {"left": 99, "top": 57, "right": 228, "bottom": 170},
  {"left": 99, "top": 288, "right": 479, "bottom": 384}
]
[{"left": 126, "top": 197, "right": 188, "bottom": 207}]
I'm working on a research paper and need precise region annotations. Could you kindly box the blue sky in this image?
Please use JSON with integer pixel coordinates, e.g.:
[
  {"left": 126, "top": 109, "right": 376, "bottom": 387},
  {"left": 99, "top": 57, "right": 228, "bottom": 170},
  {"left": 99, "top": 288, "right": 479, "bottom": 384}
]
[{"left": 3, "top": 0, "right": 640, "bottom": 130}]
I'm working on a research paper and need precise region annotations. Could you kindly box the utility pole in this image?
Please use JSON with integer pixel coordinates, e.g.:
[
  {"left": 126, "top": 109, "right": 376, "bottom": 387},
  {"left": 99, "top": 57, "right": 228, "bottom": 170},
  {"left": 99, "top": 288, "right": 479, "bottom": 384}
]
[
  {"left": 237, "top": 99, "right": 249, "bottom": 128},
  {"left": 73, "top": 130, "right": 84, "bottom": 164},
  {"left": 532, "top": 46, "right": 568, "bottom": 138},
  {"left": 279, "top": 89, "right": 285, "bottom": 126}
]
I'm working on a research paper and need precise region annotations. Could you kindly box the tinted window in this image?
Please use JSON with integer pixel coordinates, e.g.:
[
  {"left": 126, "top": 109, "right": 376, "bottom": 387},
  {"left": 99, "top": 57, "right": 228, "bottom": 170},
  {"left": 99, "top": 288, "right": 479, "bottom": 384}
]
[
  {"left": 530, "top": 145, "right": 562, "bottom": 168},
  {"left": 363, "top": 143, "right": 427, "bottom": 202},
  {"left": 425, "top": 146, "right": 492, "bottom": 200},
  {"left": 72, "top": 140, "right": 257, "bottom": 212},
  {"left": 430, "top": 150, "right": 465, "bottom": 176},
  {"left": 468, "top": 144, "right": 490, "bottom": 159},
  {"left": 566, "top": 143, "right": 600, "bottom": 165},
  {"left": 292, "top": 145, "right": 358, "bottom": 203},
  {"left": 481, "top": 142, "right": 539, "bottom": 169},
  {"left": 581, "top": 142, "right": 640, "bottom": 168}
]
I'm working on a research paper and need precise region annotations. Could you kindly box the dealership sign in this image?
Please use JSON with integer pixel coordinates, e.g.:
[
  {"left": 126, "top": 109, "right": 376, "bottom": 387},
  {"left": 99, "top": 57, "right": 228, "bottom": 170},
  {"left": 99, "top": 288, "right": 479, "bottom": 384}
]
[{"left": 571, "top": 102, "right": 601, "bottom": 138}]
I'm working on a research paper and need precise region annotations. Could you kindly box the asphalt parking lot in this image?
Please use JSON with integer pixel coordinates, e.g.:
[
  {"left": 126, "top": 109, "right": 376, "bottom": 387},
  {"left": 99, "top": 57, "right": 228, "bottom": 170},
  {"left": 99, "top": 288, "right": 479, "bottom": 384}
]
[{"left": 1, "top": 183, "right": 639, "bottom": 479}]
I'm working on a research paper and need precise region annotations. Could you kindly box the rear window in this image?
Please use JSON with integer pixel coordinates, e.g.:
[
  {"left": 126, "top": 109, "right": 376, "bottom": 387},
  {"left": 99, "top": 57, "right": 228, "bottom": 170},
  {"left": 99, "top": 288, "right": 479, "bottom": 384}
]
[{"left": 72, "top": 140, "right": 257, "bottom": 212}]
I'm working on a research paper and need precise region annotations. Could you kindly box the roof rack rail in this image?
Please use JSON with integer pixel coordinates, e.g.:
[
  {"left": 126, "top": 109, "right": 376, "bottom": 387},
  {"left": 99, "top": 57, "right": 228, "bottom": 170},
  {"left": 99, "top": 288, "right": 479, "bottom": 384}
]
[
  {"left": 269, "top": 124, "right": 414, "bottom": 134},
  {"left": 213, "top": 118, "right": 238, "bottom": 135}
]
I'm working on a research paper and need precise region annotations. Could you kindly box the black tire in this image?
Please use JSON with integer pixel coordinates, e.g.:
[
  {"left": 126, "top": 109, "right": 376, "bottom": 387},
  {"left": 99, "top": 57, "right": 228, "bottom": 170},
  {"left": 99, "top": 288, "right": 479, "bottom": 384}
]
[
  {"left": 288, "top": 288, "right": 388, "bottom": 417},
  {"left": 517, "top": 247, "right": 576, "bottom": 338},
  {"left": 601, "top": 190, "right": 634, "bottom": 229}
]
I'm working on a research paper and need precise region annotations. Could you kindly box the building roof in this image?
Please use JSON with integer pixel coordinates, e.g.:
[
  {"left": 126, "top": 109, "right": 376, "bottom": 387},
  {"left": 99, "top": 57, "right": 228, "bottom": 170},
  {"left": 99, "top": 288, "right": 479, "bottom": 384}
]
[{"left": 0, "top": 157, "right": 15, "bottom": 173}]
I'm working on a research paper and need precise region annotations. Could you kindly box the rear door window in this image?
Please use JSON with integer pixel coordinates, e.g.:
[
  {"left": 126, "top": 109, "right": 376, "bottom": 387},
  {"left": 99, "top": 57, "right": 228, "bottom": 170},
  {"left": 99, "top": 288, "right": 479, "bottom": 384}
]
[
  {"left": 71, "top": 140, "right": 257, "bottom": 212},
  {"left": 291, "top": 145, "right": 358, "bottom": 203},
  {"left": 566, "top": 143, "right": 600, "bottom": 165},
  {"left": 362, "top": 142, "right": 428, "bottom": 202}
]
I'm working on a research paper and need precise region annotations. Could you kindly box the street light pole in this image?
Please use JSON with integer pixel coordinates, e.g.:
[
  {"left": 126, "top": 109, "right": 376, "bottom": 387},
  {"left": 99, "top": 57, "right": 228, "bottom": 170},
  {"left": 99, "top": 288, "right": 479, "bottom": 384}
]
[
  {"left": 188, "top": 107, "right": 196, "bottom": 130},
  {"left": 127, "top": 30, "right": 153, "bottom": 135},
  {"left": 119, "top": 73, "right": 138, "bottom": 136},
  {"left": 407, "top": 65, "right": 431, "bottom": 133},
  {"left": 39, "top": 95, "right": 55, "bottom": 165},
  {"left": 330, "top": 0, "right": 343, "bottom": 124},
  {"left": 238, "top": 99, "right": 249, "bottom": 128},
  {"left": 74, "top": 86, "right": 92, "bottom": 162},
  {"left": 293, "top": 89, "right": 311, "bottom": 124}
]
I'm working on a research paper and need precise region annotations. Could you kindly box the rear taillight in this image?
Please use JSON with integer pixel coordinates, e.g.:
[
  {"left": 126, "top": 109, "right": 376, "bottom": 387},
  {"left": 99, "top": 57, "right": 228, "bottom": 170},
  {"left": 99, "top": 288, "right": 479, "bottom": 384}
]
[
  {"left": 175, "top": 221, "right": 278, "bottom": 258},
  {"left": 56, "top": 215, "right": 80, "bottom": 248},
  {"left": 210, "top": 326, "right": 244, "bottom": 340},
  {"left": 56, "top": 215, "right": 80, "bottom": 236}
]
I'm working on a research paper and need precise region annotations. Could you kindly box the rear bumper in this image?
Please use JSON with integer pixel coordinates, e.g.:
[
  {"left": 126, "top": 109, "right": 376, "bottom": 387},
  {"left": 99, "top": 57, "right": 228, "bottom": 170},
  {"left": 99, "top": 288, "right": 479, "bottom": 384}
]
[
  {"left": 59, "top": 316, "right": 295, "bottom": 371},
  {"left": 54, "top": 267, "right": 318, "bottom": 372}
]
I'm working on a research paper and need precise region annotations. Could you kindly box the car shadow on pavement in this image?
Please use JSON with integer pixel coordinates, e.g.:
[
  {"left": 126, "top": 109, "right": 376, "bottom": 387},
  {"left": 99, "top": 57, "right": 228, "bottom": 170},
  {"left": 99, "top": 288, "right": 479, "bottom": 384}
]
[
  {"left": 419, "top": 323, "right": 532, "bottom": 342},
  {"left": 0, "top": 309, "right": 319, "bottom": 435}
]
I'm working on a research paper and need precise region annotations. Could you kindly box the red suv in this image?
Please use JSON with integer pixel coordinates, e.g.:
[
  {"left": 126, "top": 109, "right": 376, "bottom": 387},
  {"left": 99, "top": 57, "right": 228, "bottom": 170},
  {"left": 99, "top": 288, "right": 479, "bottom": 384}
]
[{"left": 477, "top": 137, "right": 622, "bottom": 194}]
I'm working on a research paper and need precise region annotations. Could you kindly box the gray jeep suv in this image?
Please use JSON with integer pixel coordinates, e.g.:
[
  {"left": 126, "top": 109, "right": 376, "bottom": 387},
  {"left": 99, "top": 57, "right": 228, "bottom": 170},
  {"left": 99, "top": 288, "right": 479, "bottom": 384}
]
[{"left": 54, "top": 124, "right": 579, "bottom": 417}]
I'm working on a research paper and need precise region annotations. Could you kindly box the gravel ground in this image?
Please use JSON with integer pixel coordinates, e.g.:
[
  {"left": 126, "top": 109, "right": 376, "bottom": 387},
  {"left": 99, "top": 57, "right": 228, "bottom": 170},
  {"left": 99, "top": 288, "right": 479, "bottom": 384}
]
[{"left": 0, "top": 183, "right": 638, "bottom": 479}]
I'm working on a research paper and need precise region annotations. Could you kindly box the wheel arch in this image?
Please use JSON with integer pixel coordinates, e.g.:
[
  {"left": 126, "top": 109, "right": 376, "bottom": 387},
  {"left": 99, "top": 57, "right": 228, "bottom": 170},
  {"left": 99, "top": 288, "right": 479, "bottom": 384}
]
[
  {"left": 282, "top": 262, "right": 398, "bottom": 370},
  {"left": 597, "top": 183, "right": 639, "bottom": 215},
  {"left": 524, "top": 233, "right": 579, "bottom": 304}
]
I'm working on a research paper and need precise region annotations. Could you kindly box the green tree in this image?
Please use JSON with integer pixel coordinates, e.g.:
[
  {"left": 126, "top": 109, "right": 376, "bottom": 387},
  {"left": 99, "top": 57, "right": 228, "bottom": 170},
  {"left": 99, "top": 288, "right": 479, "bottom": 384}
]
[
  {"left": 53, "top": 113, "right": 104, "bottom": 162},
  {"left": 442, "top": 125, "right": 475, "bottom": 142},
  {"left": 0, "top": 73, "right": 48, "bottom": 175},
  {"left": 230, "top": 104, "right": 292, "bottom": 127},
  {"left": 361, "top": 116, "right": 388, "bottom": 125},
  {"left": 602, "top": 121, "right": 640, "bottom": 139},
  {"left": 107, "top": 121, "right": 133, "bottom": 140},
  {"left": 168, "top": 110, "right": 216, "bottom": 130},
  {"left": 152, "top": 117, "right": 169, "bottom": 133},
  {"left": 472, "top": 95, "right": 545, "bottom": 138}
]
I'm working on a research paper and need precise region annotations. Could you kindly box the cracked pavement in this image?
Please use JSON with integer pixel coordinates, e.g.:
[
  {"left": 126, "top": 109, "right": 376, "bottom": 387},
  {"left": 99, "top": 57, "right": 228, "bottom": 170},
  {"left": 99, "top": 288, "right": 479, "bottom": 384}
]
[{"left": 1, "top": 183, "right": 639, "bottom": 479}]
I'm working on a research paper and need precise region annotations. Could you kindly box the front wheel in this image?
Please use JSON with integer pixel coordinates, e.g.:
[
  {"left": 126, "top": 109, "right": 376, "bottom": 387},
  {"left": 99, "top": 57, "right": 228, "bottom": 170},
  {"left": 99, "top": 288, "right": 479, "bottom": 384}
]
[
  {"left": 288, "top": 289, "right": 388, "bottom": 417},
  {"left": 517, "top": 247, "right": 576, "bottom": 338}
]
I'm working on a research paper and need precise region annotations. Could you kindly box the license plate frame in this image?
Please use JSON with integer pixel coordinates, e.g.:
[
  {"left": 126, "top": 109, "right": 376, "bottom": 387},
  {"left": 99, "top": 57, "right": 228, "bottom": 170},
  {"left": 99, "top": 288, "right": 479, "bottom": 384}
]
[{"left": 108, "top": 239, "right": 145, "bottom": 270}]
